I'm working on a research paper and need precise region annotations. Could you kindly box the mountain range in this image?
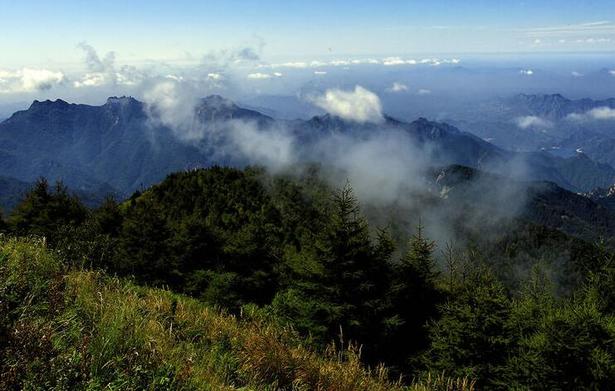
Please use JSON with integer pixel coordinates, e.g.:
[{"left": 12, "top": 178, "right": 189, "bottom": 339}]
[
  {"left": 447, "top": 93, "right": 615, "bottom": 157},
  {"left": 1, "top": 94, "right": 615, "bottom": 211}
]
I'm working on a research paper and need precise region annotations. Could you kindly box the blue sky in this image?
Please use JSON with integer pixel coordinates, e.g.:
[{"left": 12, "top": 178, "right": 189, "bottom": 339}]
[{"left": 2, "top": 0, "right": 615, "bottom": 67}]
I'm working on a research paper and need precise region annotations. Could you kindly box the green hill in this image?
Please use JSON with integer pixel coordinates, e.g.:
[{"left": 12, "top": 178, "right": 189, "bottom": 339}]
[{"left": 0, "top": 237, "right": 473, "bottom": 390}]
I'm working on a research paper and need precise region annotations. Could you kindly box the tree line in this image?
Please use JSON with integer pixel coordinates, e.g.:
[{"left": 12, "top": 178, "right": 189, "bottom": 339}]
[{"left": 2, "top": 166, "right": 615, "bottom": 389}]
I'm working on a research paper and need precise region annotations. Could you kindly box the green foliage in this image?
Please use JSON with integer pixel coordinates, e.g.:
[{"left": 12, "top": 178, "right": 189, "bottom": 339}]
[
  {"left": 423, "top": 265, "right": 511, "bottom": 388},
  {"left": 271, "top": 183, "right": 392, "bottom": 358},
  {"left": 385, "top": 224, "right": 444, "bottom": 367},
  {"left": 1, "top": 237, "right": 458, "bottom": 390},
  {"left": 502, "top": 268, "right": 615, "bottom": 390},
  {"left": 5, "top": 166, "right": 615, "bottom": 389},
  {"left": 7, "top": 178, "right": 87, "bottom": 244}
]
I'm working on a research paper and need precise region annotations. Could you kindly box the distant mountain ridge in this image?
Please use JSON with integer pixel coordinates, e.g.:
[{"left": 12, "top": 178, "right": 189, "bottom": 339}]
[
  {"left": 507, "top": 93, "right": 615, "bottom": 120},
  {"left": 0, "top": 95, "right": 614, "bottom": 203},
  {"left": 432, "top": 164, "right": 615, "bottom": 240}
]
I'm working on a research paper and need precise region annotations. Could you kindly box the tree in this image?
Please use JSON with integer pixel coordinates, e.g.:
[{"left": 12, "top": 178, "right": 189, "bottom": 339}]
[
  {"left": 0, "top": 210, "right": 7, "bottom": 232},
  {"left": 8, "top": 179, "right": 87, "bottom": 244},
  {"left": 505, "top": 291, "right": 615, "bottom": 389},
  {"left": 423, "top": 264, "right": 511, "bottom": 388},
  {"left": 385, "top": 224, "right": 443, "bottom": 367},
  {"left": 271, "top": 183, "right": 390, "bottom": 353},
  {"left": 117, "top": 200, "right": 175, "bottom": 286},
  {"left": 91, "top": 196, "right": 123, "bottom": 237}
]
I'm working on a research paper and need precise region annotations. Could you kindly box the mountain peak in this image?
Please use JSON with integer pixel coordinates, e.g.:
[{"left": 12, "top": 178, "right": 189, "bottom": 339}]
[
  {"left": 200, "top": 95, "right": 236, "bottom": 109},
  {"left": 105, "top": 96, "right": 140, "bottom": 106},
  {"left": 29, "top": 99, "right": 71, "bottom": 110}
]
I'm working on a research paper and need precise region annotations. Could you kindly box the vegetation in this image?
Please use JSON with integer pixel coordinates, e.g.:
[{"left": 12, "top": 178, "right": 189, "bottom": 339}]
[
  {"left": 2, "top": 165, "right": 615, "bottom": 389},
  {"left": 0, "top": 236, "right": 474, "bottom": 390}
]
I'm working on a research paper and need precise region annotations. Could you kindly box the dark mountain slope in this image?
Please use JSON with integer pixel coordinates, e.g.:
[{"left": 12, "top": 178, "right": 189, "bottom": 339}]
[
  {"left": 0, "top": 97, "right": 208, "bottom": 193},
  {"left": 431, "top": 164, "right": 615, "bottom": 241},
  {"left": 1, "top": 95, "right": 614, "bottom": 197}
]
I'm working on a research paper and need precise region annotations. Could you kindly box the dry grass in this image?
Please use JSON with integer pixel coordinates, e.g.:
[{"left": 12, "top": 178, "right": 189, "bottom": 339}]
[{"left": 1, "top": 236, "right": 475, "bottom": 390}]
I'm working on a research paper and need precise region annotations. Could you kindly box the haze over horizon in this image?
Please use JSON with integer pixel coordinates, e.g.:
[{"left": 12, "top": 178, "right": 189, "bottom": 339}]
[{"left": 1, "top": 0, "right": 615, "bottom": 111}]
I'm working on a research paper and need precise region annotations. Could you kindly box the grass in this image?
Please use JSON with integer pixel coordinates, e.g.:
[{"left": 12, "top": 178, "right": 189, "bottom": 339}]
[{"left": 0, "top": 236, "right": 474, "bottom": 390}]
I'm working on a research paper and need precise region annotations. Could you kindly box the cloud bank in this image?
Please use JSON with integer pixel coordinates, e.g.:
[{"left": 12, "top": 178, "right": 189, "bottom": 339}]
[
  {"left": 387, "top": 82, "right": 409, "bottom": 93},
  {"left": 567, "top": 106, "right": 615, "bottom": 121},
  {"left": 0, "top": 68, "right": 65, "bottom": 93},
  {"left": 515, "top": 115, "right": 553, "bottom": 129},
  {"left": 74, "top": 42, "right": 145, "bottom": 88},
  {"left": 311, "top": 86, "right": 384, "bottom": 123}
]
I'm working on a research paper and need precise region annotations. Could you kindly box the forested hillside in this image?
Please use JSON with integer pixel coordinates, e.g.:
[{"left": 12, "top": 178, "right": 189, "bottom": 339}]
[{"left": 2, "top": 166, "right": 615, "bottom": 389}]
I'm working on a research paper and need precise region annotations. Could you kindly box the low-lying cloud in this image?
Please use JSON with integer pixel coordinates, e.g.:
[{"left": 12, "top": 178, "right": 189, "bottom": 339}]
[
  {"left": 247, "top": 72, "right": 283, "bottom": 80},
  {"left": 142, "top": 78, "right": 206, "bottom": 141},
  {"left": 387, "top": 82, "right": 409, "bottom": 93},
  {"left": 567, "top": 106, "right": 615, "bottom": 121},
  {"left": 515, "top": 115, "right": 553, "bottom": 129},
  {"left": 311, "top": 86, "right": 384, "bottom": 123}
]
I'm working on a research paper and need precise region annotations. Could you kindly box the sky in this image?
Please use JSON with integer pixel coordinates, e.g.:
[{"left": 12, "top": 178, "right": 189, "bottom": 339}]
[
  {"left": 2, "top": 0, "right": 615, "bottom": 68},
  {"left": 0, "top": 0, "right": 614, "bottom": 109}
]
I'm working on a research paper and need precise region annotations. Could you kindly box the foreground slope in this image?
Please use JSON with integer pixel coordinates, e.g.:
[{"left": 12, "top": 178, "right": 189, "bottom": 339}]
[{"left": 0, "top": 237, "right": 471, "bottom": 390}]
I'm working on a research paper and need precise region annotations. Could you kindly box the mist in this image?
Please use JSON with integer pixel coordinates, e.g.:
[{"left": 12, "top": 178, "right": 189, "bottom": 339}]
[{"left": 138, "top": 81, "right": 533, "bottom": 249}]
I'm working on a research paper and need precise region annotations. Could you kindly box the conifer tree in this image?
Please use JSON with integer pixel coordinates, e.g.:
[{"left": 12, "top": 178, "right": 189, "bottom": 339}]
[
  {"left": 8, "top": 178, "right": 87, "bottom": 243},
  {"left": 423, "top": 265, "right": 511, "bottom": 388},
  {"left": 386, "top": 223, "right": 442, "bottom": 366}
]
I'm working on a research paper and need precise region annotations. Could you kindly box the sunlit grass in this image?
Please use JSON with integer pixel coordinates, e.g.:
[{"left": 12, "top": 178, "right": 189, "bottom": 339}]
[{"left": 0, "top": 236, "right": 473, "bottom": 390}]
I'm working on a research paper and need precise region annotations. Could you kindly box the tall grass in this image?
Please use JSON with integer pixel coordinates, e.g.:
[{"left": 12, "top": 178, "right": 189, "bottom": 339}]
[{"left": 0, "top": 236, "right": 474, "bottom": 390}]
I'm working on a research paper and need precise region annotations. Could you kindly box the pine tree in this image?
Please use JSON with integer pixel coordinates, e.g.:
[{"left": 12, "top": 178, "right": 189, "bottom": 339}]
[
  {"left": 118, "top": 200, "right": 174, "bottom": 286},
  {"left": 272, "top": 183, "right": 390, "bottom": 351},
  {"left": 385, "top": 223, "right": 442, "bottom": 366},
  {"left": 8, "top": 179, "right": 87, "bottom": 243},
  {"left": 0, "top": 210, "right": 7, "bottom": 232},
  {"left": 91, "top": 196, "right": 123, "bottom": 237},
  {"left": 423, "top": 265, "right": 511, "bottom": 388},
  {"left": 317, "top": 183, "right": 387, "bottom": 340}
]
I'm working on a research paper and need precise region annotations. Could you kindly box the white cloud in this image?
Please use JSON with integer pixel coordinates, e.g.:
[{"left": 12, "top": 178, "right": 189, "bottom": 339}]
[
  {"left": 587, "top": 107, "right": 615, "bottom": 120},
  {"left": 383, "top": 57, "right": 417, "bottom": 66},
  {"left": 515, "top": 116, "right": 553, "bottom": 129},
  {"left": 260, "top": 56, "right": 458, "bottom": 70},
  {"left": 610, "top": 70, "right": 615, "bottom": 76},
  {"left": 330, "top": 60, "right": 351, "bottom": 66},
  {"left": 571, "top": 71, "right": 584, "bottom": 77},
  {"left": 521, "top": 20, "right": 615, "bottom": 37},
  {"left": 0, "top": 68, "right": 65, "bottom": 93},
  {"left": 247, "top": 72, "right": 272, "bottom": 79},
  {"left": 21, "top": 68, "right": 65, "bottom": 91},
  {"left": 247, "top": 72, "right": 282, "bottom": 80},
  {"left": 520, "top": 69, "right": 534, "bottom": 76},
  {"left": 263, "top": 61, "right": 309, "bottom": 69},
  {"left": 575, "top": 37, "right": 611, "bottom": 44},
  {"left": 207, "top": 73, "right": 223, "bottom": 80},
  {"left": 227, "top": 120, "right": 296, "bottom": 171},
  {"left": 73, "top": 43, "right": 144, "bottom": 88},
  {"left": 311, "top": 85, "right": 384, "bottom": 123},
  {"left": 387, "top": 82, "right": 409, "bottom": 93},
  {"left": 567, "top": 107, "right": 615, "bottom": 121},
  {"left": 73, "top": 73, "right": 106, "bottom": 88},
  {"left": 314, "top": 71, "right": 327, "bottom": 75},
  {"left": 142, "top": 79, "right": 206, "bottom": 141},
  {"left": 417, "top": 89, "right": 432, "bottom": 95}
]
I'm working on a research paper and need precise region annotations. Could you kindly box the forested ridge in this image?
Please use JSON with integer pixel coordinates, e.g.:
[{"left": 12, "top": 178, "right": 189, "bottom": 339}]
[{"left": 2, "top": 165, "right": 615, "bottom": 389}]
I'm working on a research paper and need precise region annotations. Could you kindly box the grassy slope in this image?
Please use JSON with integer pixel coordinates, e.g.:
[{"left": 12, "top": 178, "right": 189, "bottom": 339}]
[{"left": 0, "top": 237, "right": 473, "bottom": 390}]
